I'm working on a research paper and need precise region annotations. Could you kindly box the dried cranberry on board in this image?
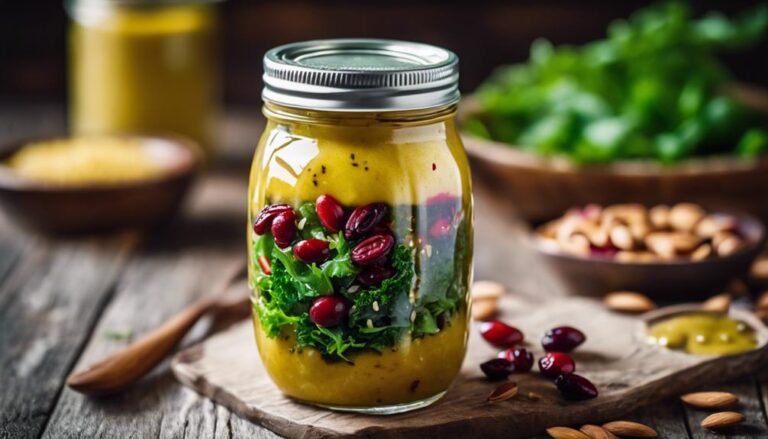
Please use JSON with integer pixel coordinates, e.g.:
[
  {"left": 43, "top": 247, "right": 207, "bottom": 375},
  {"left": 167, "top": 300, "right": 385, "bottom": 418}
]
[
  {"left": 479, "top": 320, "right": 524, "bottom": 348},
  {"left": 538, "top": 352, "right": 576, "bottom": 378},
  {"left": 480, "top": 358, "right": 514, "bottom": 381},
  {"left": 542, "top": 326, "right": 586, "bottom": 352},
  {"left": 555, "top": 373, "right": 598, "bottom": 400},
  {"left": 497, "top": 347, "right": 534, "bottom": 373}
]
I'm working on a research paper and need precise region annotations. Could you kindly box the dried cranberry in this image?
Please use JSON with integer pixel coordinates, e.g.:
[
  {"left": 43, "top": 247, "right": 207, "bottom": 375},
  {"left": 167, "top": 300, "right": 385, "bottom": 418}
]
[
  {"left": 357, "top": 265, "right": 395, "bottom": 286},
  {"left": 293, "top": 239, "right": 330, "bottom": 264},
  {"left": 538, "top": 352, "right": 575, "bottom": 378},
  {"left": 253, "top": 204, "right": 292, "bottom": 235},
  {"left": 555, "top": 373, "right": 598, "bottom": 401},
  {"left": 426, "top": 193, "right": 461, "bottom": 217},
  {"left": 479, "top": 320, "right": 524, "bottom": 348},
  {"left": 542, "top": 326, "right": 586, "bottom": 352},
  {"left": 344, "top": 203, "right": 388, "bottom": 239},
  {"left": 257, "top": 255, "right": 272, "bottom": 275},
  {"left": 480, "top": 358, "right": 514, "bottom": 381},
  {"left": 309, "top": 296, "right": 349, "bottom": 327},
  {"left": 315, "top": 195, "right": 345, "bottom": 232},
  {"left": 498, "top": 347, "right": 534, "bottom": 373},
  {"left": 428, "top": 218, "right": 453, "bottom": 238},
  {"left": 271, "top": 210, "right": 297, "bottom": 248},
  {"left": 351, "top": 234, "right": 394, "bottom": 266}
]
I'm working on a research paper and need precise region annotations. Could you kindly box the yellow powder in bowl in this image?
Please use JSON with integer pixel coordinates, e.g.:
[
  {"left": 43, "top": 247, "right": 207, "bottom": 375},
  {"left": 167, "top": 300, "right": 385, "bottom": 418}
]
[{"left": 6, "top": 137, "right": 166, "bottom": 185}]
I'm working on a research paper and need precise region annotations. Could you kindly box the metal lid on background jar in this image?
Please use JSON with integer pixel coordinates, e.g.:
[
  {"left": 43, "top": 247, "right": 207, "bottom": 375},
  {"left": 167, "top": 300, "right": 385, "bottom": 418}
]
[{"left": 262, "top": 39, "right": 459, "bottom": 111}]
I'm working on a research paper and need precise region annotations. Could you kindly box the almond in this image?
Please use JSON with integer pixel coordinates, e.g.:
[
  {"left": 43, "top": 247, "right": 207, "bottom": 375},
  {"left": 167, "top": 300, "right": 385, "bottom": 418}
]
[
  {"left": 486, "top": 381, "right": 518, "bottom": 402},
  {"left": 668, "top": 202, "right": 705, "bottom": 232},
  {"left": 750, "top": 259, "right": 768, "bottom": 282},
  {"left": 696, "top": 214, "right": 737, "bottom": 238},
  {"left": 609, "top": 224, "right": 634, "bottom": 250},
  {"left": 716, "top": 235, "right": 744, "bottom": 257},
  {"left": 602, "top": 421, "right": 657, "bottom": 437},
  {"left": 701, "top": 411, "right": 745, "bottom": 429},
  {"left": 690, "top": 243, "right": 712, "bottom": 261},
  {"left": 758, "top": 291, "right": 768, "bottom": 309},
  {"left": 649, "top": 204, "right": 670, "bottom": 229},
  {"left": 579, "top": 424, "right": 618, "bottom": 439},
  {"left": 472, "top": 299, "right": 497, "bottom": 321},
  {"left": 615, "top": 251, "right": 658, "bottom": 263},
  {"left": 680, "top": 391, "right": 738, "bottom": 409},
  {"left": 472, "top": 281, "right": 506, "bottom": 301},
  {"left": 702, "top": 293, "right": 731, "bottom": 313},
  {"left": 604, "top": 291, "right": 657, "bottom": 313},
  {"left": 546, "top": 426, "right": 590, "bottom": 439}
]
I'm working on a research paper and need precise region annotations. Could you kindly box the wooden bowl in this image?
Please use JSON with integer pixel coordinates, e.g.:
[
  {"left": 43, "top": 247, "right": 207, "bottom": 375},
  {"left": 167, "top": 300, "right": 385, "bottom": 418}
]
[
  {"left": 530, "top": 212, "right": 766, "bottom": 299},
  {"left": 0, "top": 135, "right": 200, "bottom": 234},
  {"left": 462, "top": 84, "right": 768, "bottom": 222}
]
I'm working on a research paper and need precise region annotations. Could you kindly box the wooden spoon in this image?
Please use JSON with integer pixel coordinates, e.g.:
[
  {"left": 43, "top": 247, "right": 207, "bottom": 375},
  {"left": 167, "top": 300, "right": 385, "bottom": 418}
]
[{"left": 67, "top": 260, "right": 249, "bottom": 395}]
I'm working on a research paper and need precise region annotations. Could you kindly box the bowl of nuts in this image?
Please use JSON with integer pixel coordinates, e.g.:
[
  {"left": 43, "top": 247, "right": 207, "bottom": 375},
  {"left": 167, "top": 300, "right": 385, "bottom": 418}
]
[{"left": 533, "top": 203, "right": 766, "bottom": 299}]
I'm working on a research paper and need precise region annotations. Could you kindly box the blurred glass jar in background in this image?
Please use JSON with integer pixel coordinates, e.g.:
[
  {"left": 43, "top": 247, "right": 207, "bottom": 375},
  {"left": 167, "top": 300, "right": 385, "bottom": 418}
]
[{"left": 65, "top": 0, "right": 221, "bottom": 158}]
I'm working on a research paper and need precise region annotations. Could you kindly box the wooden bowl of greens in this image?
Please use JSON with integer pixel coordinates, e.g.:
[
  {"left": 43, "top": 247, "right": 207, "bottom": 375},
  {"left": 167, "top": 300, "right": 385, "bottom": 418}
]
[{"left": 462, "top": 3, "right": 768, "bottom": 222}]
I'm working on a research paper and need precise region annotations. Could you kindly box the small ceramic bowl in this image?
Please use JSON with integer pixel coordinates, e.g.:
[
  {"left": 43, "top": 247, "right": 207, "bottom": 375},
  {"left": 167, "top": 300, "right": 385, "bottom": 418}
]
[
  {"left": 531, "top": 211, "right": 766, "bottom": 300},
  {"left": 0, "top": 135, "right": 200, "bottom": 233}
]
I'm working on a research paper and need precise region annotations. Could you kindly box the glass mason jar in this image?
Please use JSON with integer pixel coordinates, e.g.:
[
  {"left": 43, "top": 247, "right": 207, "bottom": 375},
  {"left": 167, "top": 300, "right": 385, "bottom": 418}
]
[
  {"left": 65, "top": 0, "right": 221, "bottom": 157},
  {"left": 248, "top": 40, "right": 473, "bottom": 414}
]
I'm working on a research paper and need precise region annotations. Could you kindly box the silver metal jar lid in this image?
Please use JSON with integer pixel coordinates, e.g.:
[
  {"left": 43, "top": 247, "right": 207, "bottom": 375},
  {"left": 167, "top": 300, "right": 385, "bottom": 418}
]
[{"left": 262, "top": 39, "right": 459, "bottom": 112}]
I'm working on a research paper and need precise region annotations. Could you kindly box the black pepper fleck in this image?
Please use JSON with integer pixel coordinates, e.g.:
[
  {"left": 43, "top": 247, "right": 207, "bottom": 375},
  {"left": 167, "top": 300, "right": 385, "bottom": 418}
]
[
  {"left": 350, "top": 153, "right": 355, "bottom": 160},
  {"left": 364, "top": 166, "right": 369, "bottom": 171},
  {"left": 352, "top": 163, "right": 358, "bottom": 167},
  {"left": 312, "top": 180, "right": 318, "bottom": 187},
  {"left": 321, "top": 165, "right": 326, "bottom": 174},
  {"left": 432, "top": 162, "right": 437, "bottom": 171},
  {"left": 410, "top": 380, "right": 421, "bottom": 392}
]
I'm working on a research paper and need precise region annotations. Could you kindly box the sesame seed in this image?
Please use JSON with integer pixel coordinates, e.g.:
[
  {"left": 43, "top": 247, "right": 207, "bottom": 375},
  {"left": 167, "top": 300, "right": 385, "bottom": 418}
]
[
  {"left": 366, "top": 319, "right": 374, "bottom": 328},
  {"left": 372, "top": 301, "right": 379, "bottom": 312},
  {"left": 347, "top": 285, "right": 360, "bottom": 293},
  {"left": 297, "top": 217, "right": 307, "bottom": 230},
  {"left": 410, "top": 310, "right": 417, "bottom": 322},
  {"left": 424, "top": 244, "right": 433, "bottom": 257}
]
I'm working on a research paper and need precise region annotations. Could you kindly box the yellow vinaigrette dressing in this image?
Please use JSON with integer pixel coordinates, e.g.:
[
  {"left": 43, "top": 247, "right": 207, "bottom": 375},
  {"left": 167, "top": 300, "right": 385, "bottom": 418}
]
[
  {"left": 67, "top": 1, "right": 219, "bottom": 155},
  {"left": 647, "top": 312, "right": 757, "bottom": 355},
  {"left": 248, "top": 40, "right": 471, "bottom": 414}
]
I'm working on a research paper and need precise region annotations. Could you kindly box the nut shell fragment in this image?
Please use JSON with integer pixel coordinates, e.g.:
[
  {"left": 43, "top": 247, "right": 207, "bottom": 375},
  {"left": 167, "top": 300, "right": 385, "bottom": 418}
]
[{"left": 486, "top": 381, "right": 518, "bottom": 402}]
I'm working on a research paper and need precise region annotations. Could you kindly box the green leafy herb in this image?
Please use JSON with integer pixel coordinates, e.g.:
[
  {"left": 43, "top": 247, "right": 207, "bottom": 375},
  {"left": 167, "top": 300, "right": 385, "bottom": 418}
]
[{"left": 466, "top": 2, "right": 768, "bottom": 163}]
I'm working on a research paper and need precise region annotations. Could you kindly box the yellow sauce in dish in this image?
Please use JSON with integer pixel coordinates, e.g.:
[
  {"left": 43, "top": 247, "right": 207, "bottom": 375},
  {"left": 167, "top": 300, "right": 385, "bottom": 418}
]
[
  {"left": 647, "top": 312, "right": 757, "bottom": 355},
  {"left": 6, "top": 137, "right": 165, "bottom": 185}
]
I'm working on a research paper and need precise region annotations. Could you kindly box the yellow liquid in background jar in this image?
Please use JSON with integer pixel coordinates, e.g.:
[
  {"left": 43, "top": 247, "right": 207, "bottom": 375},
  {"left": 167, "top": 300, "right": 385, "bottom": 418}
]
[
  {"left": 248, "top": 105, "right": 473, "bottom": 407},
  {"left": 68, "top": 3, "right": 218, "bottom": 156}
]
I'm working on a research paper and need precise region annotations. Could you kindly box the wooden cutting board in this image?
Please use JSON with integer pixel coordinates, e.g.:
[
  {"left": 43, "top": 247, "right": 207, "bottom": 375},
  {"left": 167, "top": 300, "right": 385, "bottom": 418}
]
[{"left": 171, "top": 296, "right": 768, "bottom": 438}]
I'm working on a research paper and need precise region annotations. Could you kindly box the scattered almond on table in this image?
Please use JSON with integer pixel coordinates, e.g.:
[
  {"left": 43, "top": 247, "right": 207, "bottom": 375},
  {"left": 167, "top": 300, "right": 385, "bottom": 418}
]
[
  {"left": 750, "top": 258, "right": 768, "bottom": 283},
  {"left": 680, "top": 391, "right": 738, "bottom": 409},
  {"left": 536, "top": 203, "right": 747, "bottom": 262},
  {"left": 579, "top": 424, "right": 618, "bottom": 439},
  {"left": 604, "top": 291, "right": 657, "bottom": 313},
  {"left": 471, "top": 280, "right": 505, "bottom": 321},
  {"left": 546, "top": 426, "right": 591, "bottom": 439},
  {"left": 601, "top": 420, "right": 658, "bottom": 437},
  {"left": 701, "top": 411, "right": 745, "bottom": 429},
  {"left": 701, "top": 293, "right": 732, "bottom": 313},
  {"left": 486, "top": 381, "right": 518, "bottom": 402}
]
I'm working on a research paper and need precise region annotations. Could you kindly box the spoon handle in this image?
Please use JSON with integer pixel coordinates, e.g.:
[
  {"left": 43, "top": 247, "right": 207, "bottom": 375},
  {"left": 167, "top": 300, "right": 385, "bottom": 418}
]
[{"left": 67, "top": 260, "right": 246, "bottom": 395}]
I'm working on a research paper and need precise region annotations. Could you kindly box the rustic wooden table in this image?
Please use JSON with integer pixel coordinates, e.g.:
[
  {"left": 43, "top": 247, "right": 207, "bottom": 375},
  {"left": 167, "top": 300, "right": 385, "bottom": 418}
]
[{"left": 1, "top": 105, "right": 767, "bottom": 438}]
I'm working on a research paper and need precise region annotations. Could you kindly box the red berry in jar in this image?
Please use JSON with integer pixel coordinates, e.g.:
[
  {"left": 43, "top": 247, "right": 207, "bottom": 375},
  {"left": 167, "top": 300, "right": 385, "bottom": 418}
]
[
  {"left": 542, "top": 326, "right": 586, "bottom": 352},
  {"left": 293, "top": 239, "right": 331, "bottom": 264},
  {"left": 497, "top": 347, "right": 534, "bottom": 373},
  {"left": 538, "top": 352, "right": 575, "bottom": 378},
  {"left": 480, "top": 358, "right": 514, "bottom": 381},
  {"left": 253, "top": 204, "right": 292, "bottom": 235},
  {"left": 357, "top": 264, "right": 395, "bottom": 286},
  {"left": 345, "top": 203, "right": 388, "bottom": 239},
  {"left": 351, "top": 234, "right": 394, "bottom": 266},
  {"left": 555, "top": 373, "right": 598, "bottom": 400},
  {"left": 315, "top": 195, "right": 345, "bottom": 232},
  {"left": 309, "top": 296, "right": 349, "bottom": 327},
  {"left": 479, "top": 320, "right": 524, "bottom": 348},
  {"left": 428, "top": 218, "right": 453, "bottom": 238},
  {"left": 271, "top": 210, "right": 297, "bottom": 248}
]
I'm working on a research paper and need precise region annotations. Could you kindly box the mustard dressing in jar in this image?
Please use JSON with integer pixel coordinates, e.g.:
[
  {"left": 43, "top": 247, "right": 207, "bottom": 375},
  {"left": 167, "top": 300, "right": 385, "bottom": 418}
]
[{"left": 247, "top": 40, "right": 472, "bottom": 414}]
